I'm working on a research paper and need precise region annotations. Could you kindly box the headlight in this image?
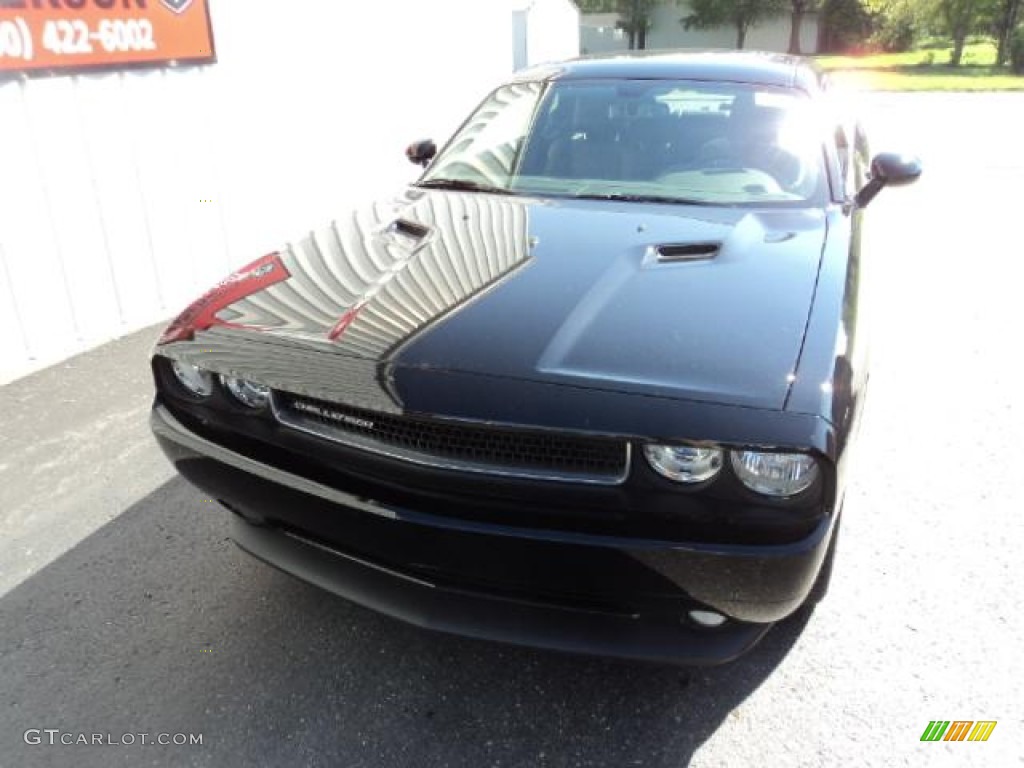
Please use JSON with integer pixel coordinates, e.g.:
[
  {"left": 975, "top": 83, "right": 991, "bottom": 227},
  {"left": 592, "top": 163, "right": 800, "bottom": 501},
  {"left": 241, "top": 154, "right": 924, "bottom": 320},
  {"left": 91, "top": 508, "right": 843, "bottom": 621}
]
[
  {"left": 170, "top": 360, "right": 213, "bottom": 397},
  {"left": 220, "top": 375, "right": 270, "bottom": 409},
  {"left": 644, "top": 444, "right": 723, "bottom": 483},
  {"left": 730, "top": 450, "right": 819, "bottom": 497}
]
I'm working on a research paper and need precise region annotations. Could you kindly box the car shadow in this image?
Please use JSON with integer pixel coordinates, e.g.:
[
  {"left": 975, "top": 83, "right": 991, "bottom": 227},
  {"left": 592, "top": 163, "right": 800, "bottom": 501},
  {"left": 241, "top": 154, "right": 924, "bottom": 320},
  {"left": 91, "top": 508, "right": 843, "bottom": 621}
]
[{"left": 0, "top": 477, "right": 811, "bottom": 767}]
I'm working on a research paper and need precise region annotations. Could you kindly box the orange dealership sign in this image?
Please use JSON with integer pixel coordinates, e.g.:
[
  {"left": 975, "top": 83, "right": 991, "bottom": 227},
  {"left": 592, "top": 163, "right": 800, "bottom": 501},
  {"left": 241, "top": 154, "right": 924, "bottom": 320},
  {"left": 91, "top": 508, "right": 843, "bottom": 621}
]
[{"left": 0, "top": 0, "right": 215, "bottom": 74}]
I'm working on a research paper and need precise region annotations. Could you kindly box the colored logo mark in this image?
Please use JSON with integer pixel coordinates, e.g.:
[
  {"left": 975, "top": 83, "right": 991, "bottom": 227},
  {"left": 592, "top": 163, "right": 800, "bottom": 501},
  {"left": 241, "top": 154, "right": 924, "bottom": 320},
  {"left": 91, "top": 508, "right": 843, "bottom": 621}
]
[
  {"left": 920, "top": 720, "right": 997, "bottom": 742},
  {"left": 161, "top": 0, "right": 195, "bottom": 14}
]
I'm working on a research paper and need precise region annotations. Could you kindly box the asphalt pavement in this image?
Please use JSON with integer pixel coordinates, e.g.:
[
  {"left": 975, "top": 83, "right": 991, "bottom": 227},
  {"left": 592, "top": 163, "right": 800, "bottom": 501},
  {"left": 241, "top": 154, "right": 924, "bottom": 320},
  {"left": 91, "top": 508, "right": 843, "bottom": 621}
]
[{"left": 1, "top": 92, "right": 1022, "bottom": 768}]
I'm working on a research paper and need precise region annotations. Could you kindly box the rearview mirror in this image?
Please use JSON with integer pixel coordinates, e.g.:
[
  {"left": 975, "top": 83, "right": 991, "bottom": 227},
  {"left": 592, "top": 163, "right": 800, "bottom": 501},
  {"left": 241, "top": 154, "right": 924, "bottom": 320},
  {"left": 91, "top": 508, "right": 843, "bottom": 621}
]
[
  {"left": 855, "top": 152, "right": 922, "bottom": 208},
  {"left": 406, "top": 139, "right": 437, "bottom": 168}
]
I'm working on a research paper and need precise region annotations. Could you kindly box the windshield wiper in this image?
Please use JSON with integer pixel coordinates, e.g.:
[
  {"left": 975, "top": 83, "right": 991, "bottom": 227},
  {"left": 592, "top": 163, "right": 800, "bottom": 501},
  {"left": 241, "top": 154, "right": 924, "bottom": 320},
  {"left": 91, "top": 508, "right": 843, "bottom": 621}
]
[
  {"left": 417, "top": 178, "right": 515, "bottom": 195},
  {"left": 572, "top": 192, "right": 711, "bottom": 205}
]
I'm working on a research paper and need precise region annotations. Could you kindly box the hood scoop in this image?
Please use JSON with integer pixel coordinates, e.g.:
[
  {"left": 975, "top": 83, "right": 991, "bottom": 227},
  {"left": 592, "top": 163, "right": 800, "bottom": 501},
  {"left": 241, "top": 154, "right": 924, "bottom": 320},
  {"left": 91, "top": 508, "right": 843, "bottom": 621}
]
[
  {"left": 653, "top": 242, "right": 720, "bottom": 263},
  {"left": 390, "top": 218, "right": 432, "bottom": 243}
]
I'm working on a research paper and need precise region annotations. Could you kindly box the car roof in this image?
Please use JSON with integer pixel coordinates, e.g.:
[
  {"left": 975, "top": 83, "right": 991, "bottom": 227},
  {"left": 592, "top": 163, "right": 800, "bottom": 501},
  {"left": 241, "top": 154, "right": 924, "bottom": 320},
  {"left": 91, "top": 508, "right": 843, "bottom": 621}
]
[{"left": 512, "top": 50, "right": 822, "bottom": 93}]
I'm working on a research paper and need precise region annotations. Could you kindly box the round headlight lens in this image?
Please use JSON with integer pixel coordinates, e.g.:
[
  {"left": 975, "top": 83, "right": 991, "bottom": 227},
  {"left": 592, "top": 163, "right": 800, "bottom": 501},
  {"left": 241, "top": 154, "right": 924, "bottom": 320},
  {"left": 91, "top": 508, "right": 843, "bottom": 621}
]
[
  {"left": 730, "top": 451, "right": 819, "bottom": 497},
  {"left": 644, "top": 444, "right": 723, "bottom": 483},
  {"left": 220, "top": 375, "right": 270, "bottom": 409},
  {"left": 170, "top": 360, "right": 213, "bottom": 397}
]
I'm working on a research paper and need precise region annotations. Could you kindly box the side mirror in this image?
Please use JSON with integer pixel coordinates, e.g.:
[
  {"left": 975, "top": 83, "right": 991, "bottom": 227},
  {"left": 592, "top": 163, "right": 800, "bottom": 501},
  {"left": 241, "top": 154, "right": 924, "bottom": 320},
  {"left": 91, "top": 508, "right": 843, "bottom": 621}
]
[
  {"left": 406, "top": 139, "right": 437, "bottom": 168},
  {"left": 855, "top": 152, "right": 922, "bottom": 208}
]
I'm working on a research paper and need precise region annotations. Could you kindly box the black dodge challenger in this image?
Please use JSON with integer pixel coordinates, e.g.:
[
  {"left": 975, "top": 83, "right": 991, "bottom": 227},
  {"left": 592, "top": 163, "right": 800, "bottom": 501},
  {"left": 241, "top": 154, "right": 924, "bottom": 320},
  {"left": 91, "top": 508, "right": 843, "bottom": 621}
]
[{"left": 150, "top": 52, "right": 920, "bottom": 664}]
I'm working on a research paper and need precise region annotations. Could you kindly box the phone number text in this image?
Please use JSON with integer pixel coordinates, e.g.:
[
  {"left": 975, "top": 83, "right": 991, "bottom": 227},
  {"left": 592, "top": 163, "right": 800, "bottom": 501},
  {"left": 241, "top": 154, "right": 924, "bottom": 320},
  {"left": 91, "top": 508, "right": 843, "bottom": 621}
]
[{"left": 0, "top": 17, "right": 156, "bottom": 62}]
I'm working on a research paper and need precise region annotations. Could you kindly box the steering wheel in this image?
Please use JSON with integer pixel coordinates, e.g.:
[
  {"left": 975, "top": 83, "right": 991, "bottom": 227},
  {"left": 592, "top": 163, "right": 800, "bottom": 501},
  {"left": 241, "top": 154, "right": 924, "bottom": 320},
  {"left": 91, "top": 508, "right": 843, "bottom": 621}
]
[{"left": 754, "top": 146, "right": 807, "bottom": 189}]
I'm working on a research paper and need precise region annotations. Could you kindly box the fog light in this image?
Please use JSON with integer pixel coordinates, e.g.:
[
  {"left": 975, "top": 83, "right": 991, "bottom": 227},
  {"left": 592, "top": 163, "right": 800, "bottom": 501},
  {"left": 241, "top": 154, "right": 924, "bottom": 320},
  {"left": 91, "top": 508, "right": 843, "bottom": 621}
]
[
  {"left": 170, "top": 360, "right": 213, "bottom": 397},
  {"left": 688, "top": 610, "right": 727, "bottom": 628},
  {"left": 220, "top": 375, "right": 270, "bottom": 409}
]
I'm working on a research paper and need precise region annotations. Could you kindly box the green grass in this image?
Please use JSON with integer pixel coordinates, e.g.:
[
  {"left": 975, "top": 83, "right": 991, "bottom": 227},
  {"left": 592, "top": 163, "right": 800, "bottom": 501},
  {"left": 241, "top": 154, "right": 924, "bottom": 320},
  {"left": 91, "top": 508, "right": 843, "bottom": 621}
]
[{"left": 816, "top": 41, "right": 1024, "bottom": 91}]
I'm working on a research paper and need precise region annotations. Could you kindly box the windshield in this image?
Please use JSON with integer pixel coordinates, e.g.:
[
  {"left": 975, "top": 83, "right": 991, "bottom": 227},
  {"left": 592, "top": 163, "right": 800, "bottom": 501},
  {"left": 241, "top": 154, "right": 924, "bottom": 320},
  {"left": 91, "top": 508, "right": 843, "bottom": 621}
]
[{"left": 421, "top": 79, "right": 827, "bottom": 206}]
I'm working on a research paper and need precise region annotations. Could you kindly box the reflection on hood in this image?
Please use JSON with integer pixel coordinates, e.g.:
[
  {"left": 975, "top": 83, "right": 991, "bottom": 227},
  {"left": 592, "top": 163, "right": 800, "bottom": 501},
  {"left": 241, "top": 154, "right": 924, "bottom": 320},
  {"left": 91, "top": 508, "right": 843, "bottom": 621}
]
[{"left": 216, "top": 191, "right": 533, "bottom": 359}]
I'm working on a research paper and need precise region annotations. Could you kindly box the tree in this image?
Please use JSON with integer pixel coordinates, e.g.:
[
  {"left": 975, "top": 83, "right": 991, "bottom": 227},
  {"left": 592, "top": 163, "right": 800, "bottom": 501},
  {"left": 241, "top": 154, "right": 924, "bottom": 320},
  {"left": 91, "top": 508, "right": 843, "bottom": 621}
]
[
  {"left": 578, "top": 0, "right": 661, "bottom": 50},
  {"left": 867, "top": 0, "right": 925, "bottom": 51},
  {"left": 617, "top": 0, "right": 661, "bottom": 49},
  {"left": 994, "top": 0, "right": 1023, "bottom": 65},
  {"left": 788, "top": 0, "right": 823, "bottom": 54},
  {"left": 684, "top": 0, "right": 790, "bottom": 50},
  {"left": 818, "top": 0, "right": 872, "bottom": 53},
  {"left": 1011, "top": 24, "right": 1024, "bottom": 72},
  {"left": 937, "top": 0, "right": 991, "bottom": 65}
]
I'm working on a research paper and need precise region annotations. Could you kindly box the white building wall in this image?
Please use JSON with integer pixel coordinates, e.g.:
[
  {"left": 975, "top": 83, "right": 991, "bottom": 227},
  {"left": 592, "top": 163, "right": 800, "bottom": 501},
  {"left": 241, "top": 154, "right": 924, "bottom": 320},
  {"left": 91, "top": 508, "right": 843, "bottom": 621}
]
[
  {"left": 1, "top": 0, "right": 575, "bottom": 384},
  {"left": 516, "top": 0, "right": 580, "bottom": 69},
  {"left": 579, "top": 12, "right": 628, "bottom": 55},
  {"left": 581, "top": 2, "right": 819, "bottom": 56}
]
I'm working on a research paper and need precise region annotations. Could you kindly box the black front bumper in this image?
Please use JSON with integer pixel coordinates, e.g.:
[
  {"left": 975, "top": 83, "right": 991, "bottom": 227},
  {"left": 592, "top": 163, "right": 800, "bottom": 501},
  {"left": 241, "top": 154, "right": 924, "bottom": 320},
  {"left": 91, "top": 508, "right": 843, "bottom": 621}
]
[{"left": 152, "top": 404, "right": 835, "bottom": 665}]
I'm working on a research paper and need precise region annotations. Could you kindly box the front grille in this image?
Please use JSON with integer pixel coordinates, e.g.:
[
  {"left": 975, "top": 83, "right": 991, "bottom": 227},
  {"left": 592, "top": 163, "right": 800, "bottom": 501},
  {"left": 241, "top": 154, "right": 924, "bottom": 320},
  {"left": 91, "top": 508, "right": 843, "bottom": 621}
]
[{"left": 272, "top": 392, "right": 630, "bottom": 485}]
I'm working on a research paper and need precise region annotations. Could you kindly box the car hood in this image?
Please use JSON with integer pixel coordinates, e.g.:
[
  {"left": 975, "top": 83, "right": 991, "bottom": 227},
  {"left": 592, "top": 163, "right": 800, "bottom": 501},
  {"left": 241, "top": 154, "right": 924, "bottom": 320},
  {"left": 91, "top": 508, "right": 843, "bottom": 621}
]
[{"left": 203, "top": 189, "right": 827, "bottom": 410}]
